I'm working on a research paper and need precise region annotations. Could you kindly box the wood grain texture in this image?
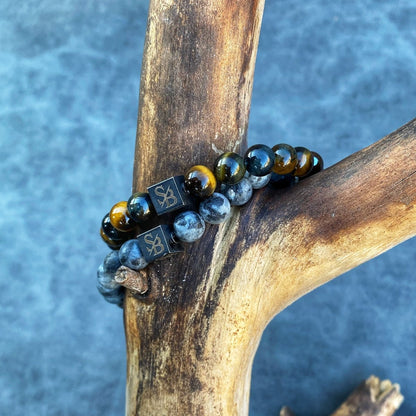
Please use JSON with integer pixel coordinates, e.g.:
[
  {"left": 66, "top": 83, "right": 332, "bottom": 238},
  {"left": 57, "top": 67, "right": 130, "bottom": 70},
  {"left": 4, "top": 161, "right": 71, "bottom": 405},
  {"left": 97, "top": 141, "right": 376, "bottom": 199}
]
[{"left": 125, "top": 0, "right": 416, "bottom": 414}]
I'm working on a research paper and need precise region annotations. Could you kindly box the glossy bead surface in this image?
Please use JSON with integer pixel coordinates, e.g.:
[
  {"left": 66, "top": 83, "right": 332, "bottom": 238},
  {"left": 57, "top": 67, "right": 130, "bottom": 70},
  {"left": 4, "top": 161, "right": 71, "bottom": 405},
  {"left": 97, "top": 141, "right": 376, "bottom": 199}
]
[
  {"left": 269, "top": 173, "right": 296, "bottom": 188},
  {"left": 102, "top": 213, "right": 124, "bottom": 242},
  {"left": 199, "top": 192, "right": 231, "bottom": 224},
  {"left": 173, "top": 211, "right": 205, "bottom": 243},
  {"left": 310, "top": 151, "right": 324, "bottom": 175},
  {"left": 127, "top": 192, "right": 154, "bottom": 223},
  {"left": 184, "top": 165, "right": 217, "bottom": 198},
  {"left": 271, "top": 143, "right": 297, "bottom": 174},
  {"left": 97, "top": 253, "right": 125, "bottom": 306},
  {"left": 100, "top": 228, "right": 123, "bottom": 250},
  {"left": 244, "top": 144, "right": 275, "bottom": 176},
  {"left": 293, "top": 146, "right": 313, "bottom": 177},
  {"left": 222, "top": 178, "right": 253, "bottom": 206},
  {"left": 119, "top": 239, "right": 149, "bottom": 271},
  {"left": 214, "top": 152, "right": 246, "bottom": 185},
  {"left": 247, "top": 173, "right": 272, "bottom": 189},
  {"left": 110, "top": 201, "right": 137, "bottom": 232}
]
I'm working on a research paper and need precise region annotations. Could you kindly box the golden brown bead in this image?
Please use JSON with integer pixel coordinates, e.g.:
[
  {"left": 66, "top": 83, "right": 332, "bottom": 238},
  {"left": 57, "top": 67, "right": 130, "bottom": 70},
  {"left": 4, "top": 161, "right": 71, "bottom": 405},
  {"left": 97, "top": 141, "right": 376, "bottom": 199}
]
[
  {"left": 184, "top": 165, "right": 217, "bottom": 198},
  {"left": 293, "top": 146, "right": 313, "bottom": 177},
  {"left": 214, "top": 152, "right": 246, "bottom": 184},
  {"left": 109, "top": 201, "right": 136, "bottom": 232},
  {"left": 271, "top": 143, "right": 297, "bottom": 174},
  {"left": 100, "top": 228, "right": 123, "bottom": 250}
]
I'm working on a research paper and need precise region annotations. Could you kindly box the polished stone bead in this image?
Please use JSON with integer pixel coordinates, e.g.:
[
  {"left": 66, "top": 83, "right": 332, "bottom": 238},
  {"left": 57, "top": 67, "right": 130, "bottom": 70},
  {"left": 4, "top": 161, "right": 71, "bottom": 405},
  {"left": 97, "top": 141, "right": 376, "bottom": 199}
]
[
  {"left": 148, "top": 176, "right": 193, "bottom": 215},
  {"left": 118, "top": 239, "right": 149, "bottom": 271},
  {"left": 127, "top": 192, "right": 154, "bottom": 223},
  {"left": 97, "top": 252, "right": 125, "bottom": 306},
  {"left": 214, "top": 152, "right": 246, "bottom": 185},
  {"left": 244, "top": 144, "right": 275, "bottom": 176},
  {"left": 100, "top": 228, "right": 123, "bottom": 250},
  {"left": 310, "top": 151, "right": 324, "bottom": 175},
  {"left": 271, "top": 143, "right": 297, "bottom": 174},
  {"left": 101, "top": 213, "right": 125, "bottom": 240},
  {"left": 294, "top": 146, "right": 313, "bottom": 177},
  {"left": 173, "top": 211, "right": 205, "bottom": 243},
  {"left": 222, "top": 177, "right": 253, "bottom": 206},
  {"left": 247, "top": 173, "right": 272, "bottom": 189},
  {"left": 109, "top": 201, "right": 137, "bottom": 232},
  {"left": 199, "top": 192, "right": 231, "bottom": 224},
  {"left": 137, "top": 224, "right": 184, "bottom": 263},
  {"left": 184, "top": 165, "right": 217, "bottom": 198},
  {"left": 269, "top": 173, "right": 297, "bottom": 188}
]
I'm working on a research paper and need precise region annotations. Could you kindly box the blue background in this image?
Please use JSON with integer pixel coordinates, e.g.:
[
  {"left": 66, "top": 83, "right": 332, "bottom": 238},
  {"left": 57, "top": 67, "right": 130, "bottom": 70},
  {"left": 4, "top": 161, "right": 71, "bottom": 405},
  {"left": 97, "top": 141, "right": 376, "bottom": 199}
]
[{"left": 1, "top": 0, "right": 415, "bottom": 415}]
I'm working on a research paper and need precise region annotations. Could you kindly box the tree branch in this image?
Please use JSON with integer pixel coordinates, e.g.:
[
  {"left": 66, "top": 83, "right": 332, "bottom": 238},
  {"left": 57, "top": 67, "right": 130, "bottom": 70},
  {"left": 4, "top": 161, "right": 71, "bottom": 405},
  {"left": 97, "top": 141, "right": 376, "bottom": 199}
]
[{"left": 124, "top": 0, "right": 416, "bottom": 414}]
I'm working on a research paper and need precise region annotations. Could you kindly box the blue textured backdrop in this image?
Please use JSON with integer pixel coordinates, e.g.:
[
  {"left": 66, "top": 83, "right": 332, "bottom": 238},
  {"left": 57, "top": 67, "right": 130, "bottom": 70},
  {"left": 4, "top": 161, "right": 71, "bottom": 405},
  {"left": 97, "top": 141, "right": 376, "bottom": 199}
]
[{"left": 1, "top": 1, "right": 415, "bottom": 415}]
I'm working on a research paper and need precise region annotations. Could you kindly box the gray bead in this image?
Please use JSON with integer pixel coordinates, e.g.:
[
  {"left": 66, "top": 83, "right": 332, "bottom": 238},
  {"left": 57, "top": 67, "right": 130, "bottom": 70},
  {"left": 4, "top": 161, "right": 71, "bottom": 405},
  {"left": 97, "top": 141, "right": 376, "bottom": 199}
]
[
  {"left": 222, "top": 178, "right": 253, "bottom": 206},
  {"left": 97, "top": 261, "right": 120, "bottom": 292},
  {"left": 101, "top": 287, "right": 125, "bottom": 306},
  {"left": 173, "top": 210, "right": 205, "bottom": 243},
  {"left": 247, "top": 173, "right": 272, "bottom": 189},
  {"left": 199, "top": 192, "right": 231, "bottom": 224},
  {"left": 103, "top": 250, "right": 121, "bottom": 273},
  {"left": 119, "top": 239, "right": 149, "bottom": 271}
]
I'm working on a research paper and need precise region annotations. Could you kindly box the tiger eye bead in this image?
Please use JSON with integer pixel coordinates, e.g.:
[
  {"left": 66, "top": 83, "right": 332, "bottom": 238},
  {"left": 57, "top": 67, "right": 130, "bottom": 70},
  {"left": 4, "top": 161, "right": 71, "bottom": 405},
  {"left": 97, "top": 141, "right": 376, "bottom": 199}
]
[
  {"left": 109, "top": 201, "right": 137, "bottom": 232},
  {"left": 100, "top": 228, "right": 123, "bottom": 250},
  {"left": 127, "top": 192, "right": 154, "bottom": 223},
  {"left": 244, "top": 144, "right": 275, "bottom": 176},
  {"left": 271, "top": 143, "right": 297, "bottom": 175},
  {"left": 184, "top": 165, "right": 217, "bottom": 198},
  {"left": 214, "top": 152, "right": 246, "bottom": 185},
  {"left": 293, "top": 146, "right": 313, "bottom": 177}
]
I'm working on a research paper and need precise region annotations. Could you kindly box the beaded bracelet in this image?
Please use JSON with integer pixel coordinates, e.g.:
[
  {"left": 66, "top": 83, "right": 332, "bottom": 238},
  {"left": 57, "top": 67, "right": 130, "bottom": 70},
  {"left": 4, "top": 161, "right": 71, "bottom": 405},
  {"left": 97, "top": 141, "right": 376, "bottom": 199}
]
[{"left": 97, "top": 143, "right": 324, "bottom": 307}]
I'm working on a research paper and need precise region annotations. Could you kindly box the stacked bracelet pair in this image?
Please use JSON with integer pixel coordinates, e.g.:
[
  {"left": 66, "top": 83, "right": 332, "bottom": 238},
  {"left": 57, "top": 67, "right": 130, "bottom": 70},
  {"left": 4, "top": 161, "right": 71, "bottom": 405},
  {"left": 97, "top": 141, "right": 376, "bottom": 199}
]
[{"left": 97, "top": 143, "right": 324, "bottom": 306}]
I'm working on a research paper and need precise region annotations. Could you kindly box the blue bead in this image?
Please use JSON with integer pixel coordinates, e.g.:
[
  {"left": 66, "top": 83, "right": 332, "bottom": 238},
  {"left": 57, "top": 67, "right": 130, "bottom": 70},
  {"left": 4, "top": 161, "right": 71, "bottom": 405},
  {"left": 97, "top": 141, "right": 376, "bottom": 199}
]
[
  {"left": 119, "top": 239, "right": 149, "bottom": 270},
  {"left": 247, "top": 173, "right": 271, "bottom": 189},
  {"left": 103, "top": 250, "right": 121, "bottom": 274},
  {"left": 173, "top": 210, "right": 205, "bottom": 243},
  {"left": 97, "top": 256, "right": 125, "bottom": 306},
  {"left": 199, "top": 192, "right": 231, "bottom": 224},
  {"left": 244, "top": 144, "right": 275, "bottom": 176},
  {"left": 222, "top": 178, "right": 253, "bottom": 206}
]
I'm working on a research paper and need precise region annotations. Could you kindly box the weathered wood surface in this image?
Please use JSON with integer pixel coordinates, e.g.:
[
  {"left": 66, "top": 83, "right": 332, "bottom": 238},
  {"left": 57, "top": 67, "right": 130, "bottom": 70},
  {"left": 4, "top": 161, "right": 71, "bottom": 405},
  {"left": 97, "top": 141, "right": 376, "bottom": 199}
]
[
  {"left": 280, "top": 376, "right": 403, "bottom": 416},
  {"left": 330, "top": 376, "right": 403, "bottom": 416},
  {"left": 125, "top": 0, "right": 416, "bottom": 415}
]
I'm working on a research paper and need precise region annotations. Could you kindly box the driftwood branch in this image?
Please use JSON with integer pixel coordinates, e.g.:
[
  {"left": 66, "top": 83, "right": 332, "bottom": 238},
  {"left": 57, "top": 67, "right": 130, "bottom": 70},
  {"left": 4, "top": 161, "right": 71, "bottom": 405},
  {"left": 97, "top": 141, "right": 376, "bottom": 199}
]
[
  {"left": 280, "top": 376, "right": 404, "bottom": 416},
  {"left": 124, "top": 0, "right": 416, "bottom": 414}
]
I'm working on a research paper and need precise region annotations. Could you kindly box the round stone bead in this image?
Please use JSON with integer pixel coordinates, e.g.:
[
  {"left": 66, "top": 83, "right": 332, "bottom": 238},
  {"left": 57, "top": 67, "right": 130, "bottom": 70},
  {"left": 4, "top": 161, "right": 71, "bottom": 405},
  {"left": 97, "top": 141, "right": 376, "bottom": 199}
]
[
  {"left": 310, "top": 151, "right": 324, "bottom": 175},
  {"left": 110, "top": 201, "right": 137, "bottom": 232},
  {"left": 271, "top": 143, "right": 297, "bottom": 174},
  {"left": 222, "top": 177, "right": 253, "bottom": 206},
  {"left": 127, "top": 192, "right": 154, "bottom": 223},
  {"left": 244, "top": 144, "right": 275, "bottom": 176},
  {"left": 100, "top": 228, "right": 123, "bottom": 250},
  {"left": 184, "top": 165, "right": 217, "bottom": 198},
  {"left": 293, "top": 146, "right": 313, "bottom": 177},
  {"left": 199, "top": 192, "right": 231, "bottom": 224},
  {"left": 247, "top": 173, "right": 272, "bottom": 189},
  {"left": 102, "top": 213, "right": 124, "bottom": 242},
  {"left": 97, "top": 252, "right": 125, "bottom": 306},
  {"left": 173, "top": 210, "right": 205, "bottom": 243},
  {"left": 214, "top": 152, "right": 246, "bottom": 185},
  {"left": 118, "top": 239, "right": 148, "bottom": 271},
  {"left": 269, "top": 173, "right": 296, "bottom": 188}
]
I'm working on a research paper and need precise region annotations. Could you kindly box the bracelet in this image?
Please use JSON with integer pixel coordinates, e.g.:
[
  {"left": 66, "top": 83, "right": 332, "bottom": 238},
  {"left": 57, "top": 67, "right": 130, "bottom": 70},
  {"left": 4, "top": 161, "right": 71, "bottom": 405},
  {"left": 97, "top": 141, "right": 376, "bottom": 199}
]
[{"left": 97, "top": 143, "right": 324, "bottom": 306}]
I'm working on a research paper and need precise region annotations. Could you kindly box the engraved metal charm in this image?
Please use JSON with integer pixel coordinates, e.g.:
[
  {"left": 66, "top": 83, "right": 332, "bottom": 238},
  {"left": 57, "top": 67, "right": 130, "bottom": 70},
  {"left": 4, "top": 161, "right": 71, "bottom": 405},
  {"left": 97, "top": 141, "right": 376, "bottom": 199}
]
[
  {"left": 137, "top": 225, "right": 183, "bottom": 263},
  {"left": 148, "top": 176, "right": 193, "bottom": 215}
]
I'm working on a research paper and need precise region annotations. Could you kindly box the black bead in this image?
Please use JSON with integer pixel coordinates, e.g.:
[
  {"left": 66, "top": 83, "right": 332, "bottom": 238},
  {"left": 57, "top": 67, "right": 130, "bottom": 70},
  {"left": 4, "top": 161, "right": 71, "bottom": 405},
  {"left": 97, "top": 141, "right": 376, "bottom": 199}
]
[
  {"left": 101, "top": 213, "right": 124, "bottom": 242},
  {"left": 127, "top": 192, "right": 155, "bottom": 223},
  {"left": 269, "top": 173, "right": 297, "bottom": 188},
  {"left": 244, "top": 144, "right": 275, "bottom": 176}
]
